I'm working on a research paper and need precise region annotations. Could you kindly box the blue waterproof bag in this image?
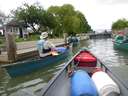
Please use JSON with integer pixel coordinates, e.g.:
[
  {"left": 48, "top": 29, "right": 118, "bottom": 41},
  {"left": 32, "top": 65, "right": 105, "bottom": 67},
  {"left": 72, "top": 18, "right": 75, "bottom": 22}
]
[{"left": 71, "top": 70, "right": 98, "bottom": 96}]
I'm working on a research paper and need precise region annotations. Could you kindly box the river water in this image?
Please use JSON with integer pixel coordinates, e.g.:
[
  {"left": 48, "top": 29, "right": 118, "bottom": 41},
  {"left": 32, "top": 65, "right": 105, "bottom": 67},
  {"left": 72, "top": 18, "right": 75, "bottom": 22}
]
[{"left": 0, "top": 38, "right": 128, "bottom": 96}]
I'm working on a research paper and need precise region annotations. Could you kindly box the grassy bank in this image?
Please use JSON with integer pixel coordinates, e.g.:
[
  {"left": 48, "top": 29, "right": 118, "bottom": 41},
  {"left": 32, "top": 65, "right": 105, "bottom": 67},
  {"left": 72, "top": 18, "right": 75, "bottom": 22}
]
[{"left": 15, "top": 34, "right": 40, "bottom": 42}]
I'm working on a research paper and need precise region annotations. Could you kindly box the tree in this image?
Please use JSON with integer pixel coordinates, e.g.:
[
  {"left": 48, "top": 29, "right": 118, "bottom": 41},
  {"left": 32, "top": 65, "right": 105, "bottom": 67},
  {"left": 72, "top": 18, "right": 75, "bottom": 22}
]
[
  {"left": 47, "top": 6, "right": 63, "bottom": 37},
  {"left": 60, "top": 4, "right": 79, "bottom": 35},
  {"left": 0, "top": 10, "right": 5, "bottom": 26},
  {"left": 0, "top": 11, "right": 6, "bottom": 36},
  {"left": 42, "top": 11, "right": 56, "bottom": 31},
  {"left": 48, "top": 4, "right": 91, "bottom": 37},
  {"left": 76, "top": 11, "right": 91, "bottom": 33},
  {"left": 112, "top": 18, "right": 128, "bottom": 30},
  {"left": 13, "top": 3, "right": 56, "bottom": 33}
]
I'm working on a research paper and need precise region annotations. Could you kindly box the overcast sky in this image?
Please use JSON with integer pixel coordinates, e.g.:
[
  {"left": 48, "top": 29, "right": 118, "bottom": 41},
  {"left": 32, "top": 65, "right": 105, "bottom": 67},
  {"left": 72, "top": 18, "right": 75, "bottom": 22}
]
[{"left": 0, "top": 0, "right": 128, "bottom": 31}]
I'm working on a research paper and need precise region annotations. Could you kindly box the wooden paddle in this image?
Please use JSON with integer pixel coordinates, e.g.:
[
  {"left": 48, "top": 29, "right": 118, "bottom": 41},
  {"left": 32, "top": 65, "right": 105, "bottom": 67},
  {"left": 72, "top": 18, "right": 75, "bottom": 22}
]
[{"left": 51, "top": 51, "right": 59, "bottom": 56}]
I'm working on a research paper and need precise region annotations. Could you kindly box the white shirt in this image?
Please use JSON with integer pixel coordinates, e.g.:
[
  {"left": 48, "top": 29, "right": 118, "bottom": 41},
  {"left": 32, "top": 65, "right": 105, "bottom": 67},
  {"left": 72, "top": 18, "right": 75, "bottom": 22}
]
[
  {"left": 37, "top": 40, "right": 45, "bottom": 53},
  {"left": 43, "top": 40, "right": 55, "bottom": 50}
]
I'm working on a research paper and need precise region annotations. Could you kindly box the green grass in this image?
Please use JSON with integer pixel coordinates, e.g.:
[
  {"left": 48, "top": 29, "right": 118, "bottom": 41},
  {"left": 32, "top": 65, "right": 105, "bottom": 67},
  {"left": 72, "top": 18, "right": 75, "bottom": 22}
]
[
  {"left": 0, "top": 34, "right": 40, "bottom": 47},
  {"left": 0, "top": 34, "right": 59, "bottom": 44},
  {"left": 0, "top": 39, "right": 3, "bottom": 44},
  {"left": 29, "top": 34, "right": 40, "bottom": 40},
  {"left": 15, "top": 34, "right": 40, "bottom": 42},
  {"left": 0, "top": 36, "right": 5, "bottom": 44}
]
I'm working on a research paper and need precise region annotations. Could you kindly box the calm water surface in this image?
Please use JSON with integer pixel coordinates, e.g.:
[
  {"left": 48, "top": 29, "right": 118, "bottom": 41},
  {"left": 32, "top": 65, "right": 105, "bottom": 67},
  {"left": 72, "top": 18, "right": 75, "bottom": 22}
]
[{"left": 0, "top": 38, "right": 128, "bottom": 96}]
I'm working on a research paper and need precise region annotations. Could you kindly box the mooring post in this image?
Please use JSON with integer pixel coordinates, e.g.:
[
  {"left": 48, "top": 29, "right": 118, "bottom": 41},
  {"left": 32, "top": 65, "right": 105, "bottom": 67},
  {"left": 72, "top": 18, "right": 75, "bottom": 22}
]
[
  {"left": 63, "top": 33, "right": 68, "bottom": 44},
  {"left": 5, "top": 32, "right": 17, "bottom": 62}
]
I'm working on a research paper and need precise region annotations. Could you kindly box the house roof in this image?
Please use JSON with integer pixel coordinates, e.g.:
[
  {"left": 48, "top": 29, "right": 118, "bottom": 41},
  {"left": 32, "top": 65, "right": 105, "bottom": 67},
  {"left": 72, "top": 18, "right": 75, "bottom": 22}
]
[{"left": 5, "top": 19, "right": 27, "bottom": 27}]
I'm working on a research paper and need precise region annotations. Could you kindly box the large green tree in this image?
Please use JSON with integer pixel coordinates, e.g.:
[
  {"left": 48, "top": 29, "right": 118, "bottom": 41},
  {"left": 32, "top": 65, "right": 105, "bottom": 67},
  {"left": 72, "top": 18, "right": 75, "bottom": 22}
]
[
  {"left": 112, "top": 18, "right": 128, "bottom": 30},
  {"left": 47, "top": 6, "right": 61, "bottom": 37},
  {"left": 48, "top": 4, "right": 91, "bottom": 36},
  {"left": 60, "top": 4, "right": 80, "bottom": 35},
  {"left": 76, "top": 11, "right": 91, "bottom": 33},
  {"left": 13, "top": 3, "right": 56, "bottom": 33}
]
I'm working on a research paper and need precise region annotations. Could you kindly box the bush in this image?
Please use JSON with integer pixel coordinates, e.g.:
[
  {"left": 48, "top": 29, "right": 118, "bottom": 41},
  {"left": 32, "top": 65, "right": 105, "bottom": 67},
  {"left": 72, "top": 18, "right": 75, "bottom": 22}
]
[
  {"left": 15, "top": 34, "right": 40, "bottom": 42},
  {"left": 0, "top": 37, "right": 5, "bottom": 44},
  {"left": 29, "top": 34, "right": 40, "bottom": 40},
  {"left": 0, "top": 39, "right": 2, "bottom": 44}
]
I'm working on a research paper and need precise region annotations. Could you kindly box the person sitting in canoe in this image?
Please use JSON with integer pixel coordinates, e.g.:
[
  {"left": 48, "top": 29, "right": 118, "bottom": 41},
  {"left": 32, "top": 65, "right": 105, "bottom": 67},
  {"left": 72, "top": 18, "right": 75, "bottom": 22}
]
[
  {"left": 37, "top": 32, "right": 68, "bottom": 56},
  {"left": 37, "top": 32, "right": 57, "bottom": 55}
]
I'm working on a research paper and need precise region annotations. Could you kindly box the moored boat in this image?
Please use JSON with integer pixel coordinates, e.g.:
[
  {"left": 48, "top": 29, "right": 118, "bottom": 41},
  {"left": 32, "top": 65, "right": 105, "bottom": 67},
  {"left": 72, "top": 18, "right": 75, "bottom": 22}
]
[
  {"left": 113, "top": 35, "right": 128, "bottom": 51},
  {"left": 67, "top": 36, "right": 79, "bottom": 46},
  {"left": 1, "top": 46, "right": 70, "bottom": 77},
  {"left": 35, "top": 48, "right": 128, "bottom": 96}
]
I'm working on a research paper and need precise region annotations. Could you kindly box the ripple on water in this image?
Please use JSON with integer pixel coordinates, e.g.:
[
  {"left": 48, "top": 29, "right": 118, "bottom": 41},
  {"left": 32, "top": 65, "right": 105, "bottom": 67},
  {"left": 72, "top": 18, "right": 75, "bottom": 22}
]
[{"left": 1, "top": 38, "right": 128, "bottom": 96}]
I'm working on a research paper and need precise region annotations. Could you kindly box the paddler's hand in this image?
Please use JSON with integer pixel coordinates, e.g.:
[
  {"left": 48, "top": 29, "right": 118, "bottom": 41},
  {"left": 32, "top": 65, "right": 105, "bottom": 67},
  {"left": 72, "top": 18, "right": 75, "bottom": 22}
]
[{"left": 50, "top": 49, "right": 59, "bottom": 56}]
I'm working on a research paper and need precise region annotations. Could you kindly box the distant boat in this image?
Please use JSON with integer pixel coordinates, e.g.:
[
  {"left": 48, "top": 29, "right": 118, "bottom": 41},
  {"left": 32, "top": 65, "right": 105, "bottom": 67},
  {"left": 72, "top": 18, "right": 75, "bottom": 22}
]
[
  {"left": 113, "top": 35, "right": 128, "bottom": 51},
  {"left": 67, "top": 36, "right": 79, "bottom": 46},
  {"left": 1, "top": 47, "right": 70, "bottom": 77}
]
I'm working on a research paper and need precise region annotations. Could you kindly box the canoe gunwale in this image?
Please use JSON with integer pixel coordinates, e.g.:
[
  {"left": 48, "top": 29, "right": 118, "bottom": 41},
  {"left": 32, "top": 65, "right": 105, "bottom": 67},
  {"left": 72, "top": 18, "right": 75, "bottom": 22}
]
[
  {"left": 1, "top": 43, "right": 69, "bottom": 68},
  {"left": 40, "top": 49, "right": 128, "bottom": 96},
  {"left": 98, "top": 59, "right": 128, "bottom": 91},
  {"left": 1, "top": 53, "right": 50, "bottom": 68},
  {"left": 40, "top": 51, "right": 80, "bottom": 96},
  {"left": 1, "top": 49, "right": 69, "bottom": 68},
  {"left": 94, "top": 57, "right": 128, "bottom": 96},
  {"left": 40, "top": 50, "right": 98, "bottom": 96},
  {"left": 1, "top": 48, "right": 70, "bottom": 77}
]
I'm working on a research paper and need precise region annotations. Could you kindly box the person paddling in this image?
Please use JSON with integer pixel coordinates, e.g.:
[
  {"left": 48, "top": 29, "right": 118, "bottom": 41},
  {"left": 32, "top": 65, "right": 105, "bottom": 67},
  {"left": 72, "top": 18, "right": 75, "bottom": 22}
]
[
  {"left": 41, "top": 32, "right": 56, "bottom": 53},
  {"left": 37, "top": 32, "right": 68, "bottom": 56},
  {"left": 37, "top": 32, "right": 56, "bottom": 55}
]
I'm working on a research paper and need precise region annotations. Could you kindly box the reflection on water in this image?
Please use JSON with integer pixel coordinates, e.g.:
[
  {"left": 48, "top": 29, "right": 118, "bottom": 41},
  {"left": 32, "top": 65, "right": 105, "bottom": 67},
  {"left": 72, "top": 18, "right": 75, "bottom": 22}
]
[
  {"left": 87, "top": 39, "right": 128, "bottom": 66},
  {"left": 0, "top": 59, "right": 70, "bottom": 96},
  {"left": 0, "top": 38, "right": 128, "bottom": 95}
]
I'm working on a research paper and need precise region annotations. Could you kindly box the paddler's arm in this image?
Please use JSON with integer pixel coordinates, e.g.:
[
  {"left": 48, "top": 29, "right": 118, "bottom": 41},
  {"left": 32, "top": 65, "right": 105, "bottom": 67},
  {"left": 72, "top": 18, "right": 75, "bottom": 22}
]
[{"left": 47, "top": 41, "right": 60, "bottom": 56}]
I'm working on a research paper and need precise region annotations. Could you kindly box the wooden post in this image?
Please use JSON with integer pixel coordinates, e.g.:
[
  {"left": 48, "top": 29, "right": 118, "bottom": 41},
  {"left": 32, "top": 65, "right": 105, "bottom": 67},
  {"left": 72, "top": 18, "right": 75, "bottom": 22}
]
[{"left": 5, "top": 32, "right": 17, "bottom": 62}]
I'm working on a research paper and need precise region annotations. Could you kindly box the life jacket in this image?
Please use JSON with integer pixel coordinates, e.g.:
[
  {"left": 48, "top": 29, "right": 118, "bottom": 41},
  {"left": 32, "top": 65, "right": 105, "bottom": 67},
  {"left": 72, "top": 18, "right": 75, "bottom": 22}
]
[{"left": 37, "top": 40, "right": 45, "bottom": 53}]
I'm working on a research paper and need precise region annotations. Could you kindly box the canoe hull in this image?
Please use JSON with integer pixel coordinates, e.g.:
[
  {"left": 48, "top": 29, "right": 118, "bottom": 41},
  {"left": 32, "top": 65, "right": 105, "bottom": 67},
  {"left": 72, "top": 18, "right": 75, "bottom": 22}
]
[
  {"left": 39, "top": 49, "right": 124, "bottom": 96},
  {"left": 114, "top": 41, "right": 128, "bottom": 51},
  {"left": 3, "top": 49, "right": 69, "bottom": 77},
  {"left": 113, "top": 35, "right": 128, "bottom": 51}
]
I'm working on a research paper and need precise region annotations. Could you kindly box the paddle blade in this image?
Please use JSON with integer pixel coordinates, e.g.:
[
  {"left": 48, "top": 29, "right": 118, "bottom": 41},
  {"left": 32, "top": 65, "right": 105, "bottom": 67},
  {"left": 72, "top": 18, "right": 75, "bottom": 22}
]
[{"left": 51, "top": 51, "right": 59, "bottom": 56}]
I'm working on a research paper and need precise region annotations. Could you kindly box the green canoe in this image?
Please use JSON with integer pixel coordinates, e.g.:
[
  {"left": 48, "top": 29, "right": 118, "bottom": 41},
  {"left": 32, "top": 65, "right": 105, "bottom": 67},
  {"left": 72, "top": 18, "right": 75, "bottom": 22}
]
[{"left": 113, "top": 35, "right": 128, "bottom": 51}]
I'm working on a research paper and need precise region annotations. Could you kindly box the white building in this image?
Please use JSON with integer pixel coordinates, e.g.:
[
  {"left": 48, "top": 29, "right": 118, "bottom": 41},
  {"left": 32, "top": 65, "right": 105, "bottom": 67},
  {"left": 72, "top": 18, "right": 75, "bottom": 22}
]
[{"left": 3, "top": 19, "right": 28, "bottom": 38}]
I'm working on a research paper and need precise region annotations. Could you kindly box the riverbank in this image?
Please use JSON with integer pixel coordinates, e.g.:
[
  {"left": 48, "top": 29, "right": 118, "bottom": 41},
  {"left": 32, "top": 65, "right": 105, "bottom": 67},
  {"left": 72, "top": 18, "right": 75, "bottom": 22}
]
[
  {"left": 0, "top": 34, "right": 89, "bottom": 64},
  {"left": 0, "top": 38, "right": 65, "bottom": 64}
]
